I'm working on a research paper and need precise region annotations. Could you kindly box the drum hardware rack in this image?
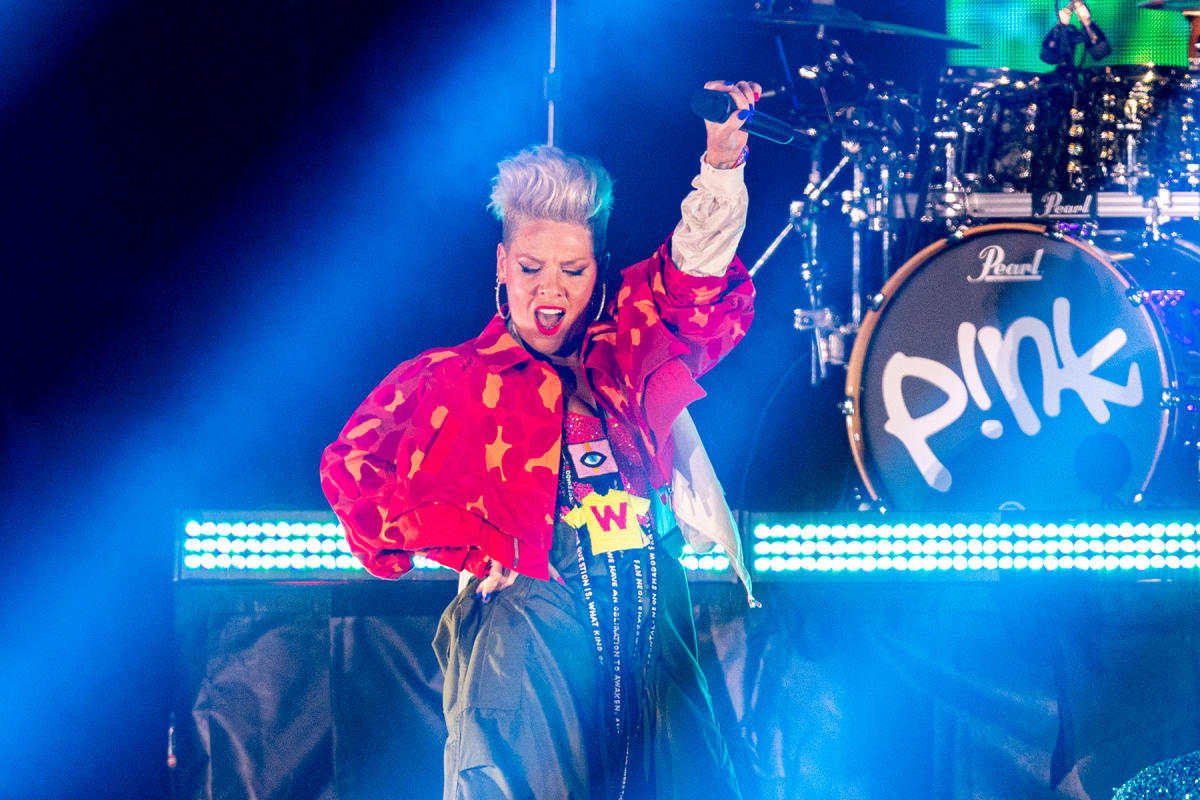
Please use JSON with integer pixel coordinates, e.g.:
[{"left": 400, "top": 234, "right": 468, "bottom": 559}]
[
  {"left": 928, "top": 189, "right": 1200, "bottom": 221},
  {"left": 1125, "top": 286, "right": 1188, "bottom": 307},
  {"left": 772, "top": 182, "right": 1200, "bottom": 386},
  {"left": 754, "top": 149, "right": 860, "bottom": 383},
  {"left": 1157, "top": 386, "right": 1200, "bottom": 410},
  {"left": 761, "top": 141, "right": 912, "bottom": 383}
]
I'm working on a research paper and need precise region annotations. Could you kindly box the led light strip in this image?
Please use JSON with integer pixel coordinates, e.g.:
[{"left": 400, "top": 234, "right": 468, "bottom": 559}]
[
  {"left": 680, "top": 544, "right": 731, "bottom": 574},
  {"left": 178, "top": 517, "right": 734, "bottom": 581},
  {"left": 751, "top": 520, "right": 1200, "bottom": 575},
  {"left": 178, "top": 519, "right": 450, "bottom": 580}
]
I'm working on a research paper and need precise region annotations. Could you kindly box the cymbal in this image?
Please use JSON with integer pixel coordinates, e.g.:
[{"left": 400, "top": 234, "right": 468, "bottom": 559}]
[
  {"left": 1139, "top": 0, "right": 1200, "bottom": 10},
  {"left": 734, "top": 7, "right": 980, "bottom": 48}
]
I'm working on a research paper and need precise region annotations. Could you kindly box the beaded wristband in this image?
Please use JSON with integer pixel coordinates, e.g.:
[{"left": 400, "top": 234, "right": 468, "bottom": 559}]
[{"left": 705, "top": 144, "right": 748, "bottom": 170}]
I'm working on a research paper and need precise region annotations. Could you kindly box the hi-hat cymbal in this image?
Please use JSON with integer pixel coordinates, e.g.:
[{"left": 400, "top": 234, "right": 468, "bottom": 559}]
[{"left": 734, "top": 7, "right": 980, "bottom": 48}]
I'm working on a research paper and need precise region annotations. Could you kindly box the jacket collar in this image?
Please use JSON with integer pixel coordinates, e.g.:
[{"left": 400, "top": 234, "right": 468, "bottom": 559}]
[
  {"left": 470, "top": 314, "right": 536, "bottom": 372},
  {"left": 472, "top": 313, "right": 620, "bottom": 369}
]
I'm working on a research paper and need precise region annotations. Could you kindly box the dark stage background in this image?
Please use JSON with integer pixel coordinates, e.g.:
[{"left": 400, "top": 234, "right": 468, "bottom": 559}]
[
  {"left": 174, "top": 576, "right": 1200, "bottom": 800},
  {"left": 3, "top": 0, "right": 1198, "bottom": 797}
]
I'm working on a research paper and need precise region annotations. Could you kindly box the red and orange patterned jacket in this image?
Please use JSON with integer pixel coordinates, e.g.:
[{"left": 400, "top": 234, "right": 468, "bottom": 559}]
[{"left": 319, "top": 240, "right": 754, "bottom": 581}]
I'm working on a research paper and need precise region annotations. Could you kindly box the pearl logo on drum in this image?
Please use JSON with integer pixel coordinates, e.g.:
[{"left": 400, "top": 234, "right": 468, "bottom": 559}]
[
  {"left": 880, "top": 297, "right": 1143, "bottom": 493},
  {"left": 967, "top": 245, "right": 1046, "bottom": 283},
  {"left": 1036, "top": 190, "right": 1095, "bottom": 217}
]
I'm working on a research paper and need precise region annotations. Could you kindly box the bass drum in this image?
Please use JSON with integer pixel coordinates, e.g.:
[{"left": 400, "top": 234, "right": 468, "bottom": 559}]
[{"left": 844, "top": 223, "right": 1194, "bottom": 512}]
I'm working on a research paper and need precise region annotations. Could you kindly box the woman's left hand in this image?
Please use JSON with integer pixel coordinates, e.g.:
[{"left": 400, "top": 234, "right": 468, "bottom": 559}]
[
  {"left": 476, "top": 558, "right": 518, "bottom": 602},
  {"left": 701, "top": 79, "right": 762, "bottom": 169},
  {"left": 475, "top": 559, "right": 565, "bottom": 602}
]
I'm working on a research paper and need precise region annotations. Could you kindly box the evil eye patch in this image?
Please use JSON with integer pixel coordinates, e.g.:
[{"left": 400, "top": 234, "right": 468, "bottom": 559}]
[{"left": 568, "top": 440, "right": 618, "bottom": 478}]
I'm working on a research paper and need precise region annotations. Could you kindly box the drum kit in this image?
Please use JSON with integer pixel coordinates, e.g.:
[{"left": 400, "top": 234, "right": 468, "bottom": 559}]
[{"left": 741, "top": 1, "right": 1200, "bottom": 512}]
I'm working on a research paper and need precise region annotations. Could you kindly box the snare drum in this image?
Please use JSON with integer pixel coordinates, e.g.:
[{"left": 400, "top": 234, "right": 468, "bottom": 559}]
[{"left": 844, "top": 224, "right": 1183, "bottom": 511}]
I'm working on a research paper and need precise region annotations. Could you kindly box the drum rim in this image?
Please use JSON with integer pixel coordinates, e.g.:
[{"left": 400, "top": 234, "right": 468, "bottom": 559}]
[
  {"left": 843, "top": 223, "right": 1175, "bottom": 510},
  {"left": 938, "top": 65, "right": 1042, "bottom": 87},
  {"left": 1081, "top": 63, "right": 1186, "bottom": 79}
]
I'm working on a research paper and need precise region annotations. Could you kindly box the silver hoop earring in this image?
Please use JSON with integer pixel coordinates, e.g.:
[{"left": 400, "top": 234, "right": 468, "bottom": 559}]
[
  {"left": 592, "top": 281, "right": 607, "bottom": 323},
  {"left": 495, "top": 278, "right": 509, "bottom": 320}
]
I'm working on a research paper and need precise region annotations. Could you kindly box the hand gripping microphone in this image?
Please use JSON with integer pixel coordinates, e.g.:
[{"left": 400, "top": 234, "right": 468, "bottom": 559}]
[
  {"left": 690, "top": 89, "right": 818, "bottom": 148},
  {"left": 1069, "top": 0, "right": 1112, "bottom": 60},
  {"left": 1040, "top": 4, "right": 1076, "bottom": 65}
]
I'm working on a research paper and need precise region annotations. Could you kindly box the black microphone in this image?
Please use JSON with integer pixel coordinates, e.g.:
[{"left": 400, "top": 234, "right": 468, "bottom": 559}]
[
  {"left": 1041, "top": 4, "right": 1081, "bottom": 66},
  {"left": 1070, "top": 0, "right": 1111, "bottom": 60},
  {"left": 690, "top": 89, "right": 818, "bottom": 147},
  {"left": 1040, "top": 23, "right": 1074, "bottom": 65}
]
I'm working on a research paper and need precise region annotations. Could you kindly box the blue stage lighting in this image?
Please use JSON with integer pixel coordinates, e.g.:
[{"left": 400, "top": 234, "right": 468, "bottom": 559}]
[
  {"left": 746, "top": 513, "right": 1200, "bottom": 578},
  {"left": 179, "top": 512, "right": 740, "bottom": 582}
]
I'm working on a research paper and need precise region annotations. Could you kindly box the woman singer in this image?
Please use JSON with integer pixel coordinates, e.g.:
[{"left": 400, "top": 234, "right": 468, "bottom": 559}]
[{"left": 320, "top": 78, "right": 762, "bottom": 800}]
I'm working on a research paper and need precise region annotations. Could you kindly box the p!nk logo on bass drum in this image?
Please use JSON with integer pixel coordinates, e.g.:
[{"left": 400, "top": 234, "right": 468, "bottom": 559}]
[
  {"left": 881, "top": 297, "right": 1143, "bottom": 492},
  {"left": 854, "top": 227, "right": 1167, "bottom": 511}
]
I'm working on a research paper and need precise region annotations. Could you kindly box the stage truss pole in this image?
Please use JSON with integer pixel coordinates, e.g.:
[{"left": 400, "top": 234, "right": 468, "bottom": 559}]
[{"left": 545, "top": 0, "right": 560, "bottom": 146}]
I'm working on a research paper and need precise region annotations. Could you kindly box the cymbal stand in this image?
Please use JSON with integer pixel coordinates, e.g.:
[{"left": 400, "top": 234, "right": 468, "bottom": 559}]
[
  {"left": 840, "top": 127, "right": 903, "bottom": 344},
  {"left": 750, "top": 140, "right": 851, "bottom": 383},
  {"left": 922, "top": 84, "right": 969, "bottom": 222},
  {"left": 846, "top": 130, "right": 902, "bottom": 308},
  {"left": 846, "top": 142, "right": 867, "bottom": 328},
  {"left": 875, "top": 147, "right": 892, "bottom": 284},
  {"left": 839, "top": 130, "right": 887, "bottom": 322},
  {"left": 865, "top": 92, "right": 916, "bottom": 285}
]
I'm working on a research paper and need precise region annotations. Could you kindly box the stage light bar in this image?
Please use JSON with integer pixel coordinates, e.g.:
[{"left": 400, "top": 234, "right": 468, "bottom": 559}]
[
  {"left": 177, "top": 513, "right": 736, "bottom": 581},
  {"left": 183, "top": 513, "right": 1200, "bottom": 582},
  {"left": 749, "top": 518, "right": 1200, "bottom": 577},
  {"left": 680, "top": 544, "right": 732, "bottom": 575},
  {"left": 177, "top": 516, "right": 451, "bottom": 581}
]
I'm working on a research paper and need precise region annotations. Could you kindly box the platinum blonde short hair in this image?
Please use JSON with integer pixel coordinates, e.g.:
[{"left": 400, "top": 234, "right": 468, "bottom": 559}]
[{"left": 488, "top": 145, "right": 614, "bottom": 259}]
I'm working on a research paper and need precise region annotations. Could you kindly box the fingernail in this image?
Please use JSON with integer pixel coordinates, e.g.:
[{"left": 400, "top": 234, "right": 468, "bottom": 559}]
[
  {"left": 737, "top": 108, "right": 751, "bottom": 120},
  {"left": 754, "top": 91, "right": 760, "bottom": 101},
  {"left": 724, "top": 80, "right": 734, "bottom": 85}
]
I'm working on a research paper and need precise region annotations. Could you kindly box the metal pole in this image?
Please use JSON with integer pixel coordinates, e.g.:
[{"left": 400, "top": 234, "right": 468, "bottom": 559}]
[
  {"left": 546, "top": 0, "right": 557, "bottom": 146},
  {"left": 850, "top": 159, "right": 865, "bottom": 326}
]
